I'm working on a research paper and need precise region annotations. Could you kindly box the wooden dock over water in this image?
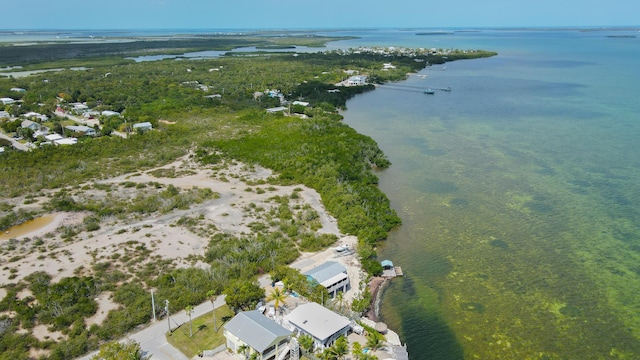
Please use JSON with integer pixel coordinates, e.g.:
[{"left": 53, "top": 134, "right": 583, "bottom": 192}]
[{"left": 394, "top": 266, "right": 403, "bottom": 276}]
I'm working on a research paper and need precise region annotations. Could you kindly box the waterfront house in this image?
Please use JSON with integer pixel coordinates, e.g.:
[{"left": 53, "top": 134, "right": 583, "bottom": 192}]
[
  {"left": 285, "top": 302, "right": 351, "bottom": 349},
  {"left": 224, "top": 310, "right": 292, "bottom": 360},
  {"left": 346, "top": 75, "right": 367, "bottom": 86},
  {"left": 303, "top": 261, "right": 350, "bottom": 298}
]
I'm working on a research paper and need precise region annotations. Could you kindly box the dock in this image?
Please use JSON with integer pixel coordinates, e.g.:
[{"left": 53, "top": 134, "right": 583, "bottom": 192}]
[{"left": 394, "top": 266, "right": 403, "bottom": 276}]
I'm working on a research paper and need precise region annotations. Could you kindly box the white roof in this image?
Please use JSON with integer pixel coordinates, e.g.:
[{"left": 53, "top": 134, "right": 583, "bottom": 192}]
[
  {"left": 266, "top": 106, "right": 287, "bottom": 113},
  {"left": 320, "top": 272, "right": 349, "bottom": 288},
  {"left": 66, "top": 125, "right": 94, "bottom": 133},
  {"left": 133, "top": 122, "right": 152, "bottom": 129},
  {"left": 45, "top": 134, "right": 63, "bottom": 141},
  {"left": 55, "top": 138, "right": 77, "bottom": 145},
  {"left": 286, "top": 302, "right": 350, "bottom": 342}
]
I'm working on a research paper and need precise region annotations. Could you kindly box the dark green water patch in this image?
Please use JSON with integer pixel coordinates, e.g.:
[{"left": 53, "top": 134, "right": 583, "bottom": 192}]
[
  {"left": 569, "top": 179, "right": 592, "bottom": 188},
  {"left": 403, "top": 137, "right": 447, "bottom": 156},
  {"left": 559, "top": 303, "right": 582, "bottom": 318},
  {"left": 400, "top": 307, "right": 464, "bottom": 360},
  {"left": 424, "top": 148, "right": 448, "bottom": 156},
  {"left": 422, "top": 252, "right": 454, "bottom": 277},
  {"left": 489, "top": 239, "right": 509, "bottom": 249},
  {"left": 381, "top": 275, "right": 464, "bottom": 360},
  {"left": 524, "top": 200, "right": 554, "bottom": 214},
  {"left": 461, "top": 301, "right": 486, "bottom": 314},
  {"left": 449, "top": 197, "right": 469, "bottom": 206},
  {"left": 535, "top": 166, "right": 556, "bottom": 176},
  {"left": 569, "top": 187, "right": 589, "bottom": 195},
  {"left": 420, "top": 179, "right": 459, "bottom": 194}
]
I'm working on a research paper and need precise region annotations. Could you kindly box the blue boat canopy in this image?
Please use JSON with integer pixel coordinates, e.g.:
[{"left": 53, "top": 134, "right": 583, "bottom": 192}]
[{"left": 381, "top": 260, "right": 394, "bottom": 268}]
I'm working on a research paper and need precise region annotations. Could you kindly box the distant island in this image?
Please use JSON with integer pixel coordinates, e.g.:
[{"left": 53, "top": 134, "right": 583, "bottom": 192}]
[{"left": 416, "top": 31, "right": 455, "bottom": 35}]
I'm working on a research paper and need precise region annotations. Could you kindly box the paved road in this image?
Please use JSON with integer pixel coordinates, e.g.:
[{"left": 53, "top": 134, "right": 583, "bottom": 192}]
[
  {"left": 0, "top": 132, "right": 29, "bottom": 151},
  {"left": 79, "top": 295, "right": 227, "bottom": 360}
]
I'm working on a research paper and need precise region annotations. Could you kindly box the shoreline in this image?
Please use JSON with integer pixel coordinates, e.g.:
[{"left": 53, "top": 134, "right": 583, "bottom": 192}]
[{"left": 365, "top": 276, "right": 389, "bottom": 322}]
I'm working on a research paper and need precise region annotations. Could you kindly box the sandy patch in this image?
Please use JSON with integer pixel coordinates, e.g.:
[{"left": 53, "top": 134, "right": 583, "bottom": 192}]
[
  {"left": 86, "top": 291, "right": 120, "bottom": 326},
  {"left": 0, "top": 154, "right": 344, "bottom": 285},
  {"left": 32, "top": 324, "right": 66, "bottom": 342}
]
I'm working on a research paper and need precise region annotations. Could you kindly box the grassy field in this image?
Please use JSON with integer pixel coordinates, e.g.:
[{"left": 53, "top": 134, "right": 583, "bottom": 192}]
[{"left": 166, "top": 305, "right": 235, "bottom": 358}]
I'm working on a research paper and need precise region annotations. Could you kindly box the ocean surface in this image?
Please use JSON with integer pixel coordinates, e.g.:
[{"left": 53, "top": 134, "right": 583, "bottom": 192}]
[
  {"left": 4, "top": 27, "right": 640, "bottom": 359},
  {"left": 335, "top": 29, "right": 640, "bottom": 359}
]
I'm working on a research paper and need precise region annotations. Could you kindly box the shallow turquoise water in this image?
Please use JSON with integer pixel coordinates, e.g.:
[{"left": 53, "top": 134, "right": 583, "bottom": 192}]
[{"left": 341, "top": 29, "right": 640, "bottom": 359}]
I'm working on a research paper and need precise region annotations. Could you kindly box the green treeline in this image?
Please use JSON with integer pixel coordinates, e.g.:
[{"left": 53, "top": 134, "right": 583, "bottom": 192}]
[{"left": 208, "top": 112, "right": 400, "bottom": 247}]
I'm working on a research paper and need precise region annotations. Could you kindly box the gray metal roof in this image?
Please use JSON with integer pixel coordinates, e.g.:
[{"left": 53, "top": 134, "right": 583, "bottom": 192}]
[
  {"left": 303, "top": 261, "right": 347, "bottom": 285},
  {"left": 224, "top": 311, "right": 291, "bottom": 352}
]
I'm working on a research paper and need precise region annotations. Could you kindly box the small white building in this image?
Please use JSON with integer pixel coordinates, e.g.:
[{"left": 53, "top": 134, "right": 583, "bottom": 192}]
[
  {"left": 23, "top": 112, "right": 49, "bottom": 122},
  {"left": 10, "top": 88, "right": 26, "bottom": 93},
  {"left": 0, "top": 97, "right": 16, "bottom": 105},
  {"left": 55, "top": 138, "right": 78, "bottom": 145},
  {"left": 132, "top": 122, "right": 152, "bottom": 132},
  {"left": 45, "top": 133, "right": 64, "bottom": 142},
  {"left": 101, "top": 110, "right": 120, "bottom": 117},
  {"left": 266, "top": 106, "right": 287, "bottom": 114},
  {"left": 0, "top": 111, "right": 10, "bottom": 119}
]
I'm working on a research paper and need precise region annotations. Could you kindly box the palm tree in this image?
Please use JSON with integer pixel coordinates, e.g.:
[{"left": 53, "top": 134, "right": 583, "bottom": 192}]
[
  {"left": 334, "top": 291, "right": 347, "bottom": 313},
  {"left": 330, "top": 336, "right": 349, "bottom": 360},
  {"left": 185, "top": 305, "right": 194, "bottom": 337},
  {"left": 365, "top": 331, "right": 384, "bottom": 351},
  {"left": 206, "top": 289, "right": 218, "bottom": 332},
  {"left": 298, "top": 334, "right": 315, "bottom": 353},
  {"left": 351, "top": 342, "right": 362, "bottom": 360},
  {"left": 360, "top": 353, "right": 379, "bottom": 360},
  {"left": 267, "top": 287, "right": 286, "bottom": 316},
  {"left": 238, "top": 344, "right": 249, "bottom": 359}
]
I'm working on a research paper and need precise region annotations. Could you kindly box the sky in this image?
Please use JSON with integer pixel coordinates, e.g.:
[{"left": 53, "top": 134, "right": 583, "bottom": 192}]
[{"left": 2, "top": 0, "right": 638, "bottom": 30}]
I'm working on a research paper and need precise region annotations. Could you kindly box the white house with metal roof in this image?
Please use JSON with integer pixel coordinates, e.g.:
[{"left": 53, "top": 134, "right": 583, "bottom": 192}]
[
  {"left": 303, "top": 261, "right": 350, "bottom": 298},
  {"left": 66, "top": 125, "right": 96, "bottom": 136},
  {"left": 285, "top": 302, "right": 351, "bottom": 349},
  {"left": 224, "top": 310, "right": 292, "bottom": 360},
  {"left": 132, "top": 122, "right": 152, "bottom": 132}
]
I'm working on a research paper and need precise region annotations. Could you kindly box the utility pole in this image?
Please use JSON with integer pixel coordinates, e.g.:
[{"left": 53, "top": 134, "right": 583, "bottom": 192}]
[
  {"left": 165, "top": 300, "right": 170, "bottom": 332},
  {"left": 151, "top": 289, "right": 156, "bottom": 322}
]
